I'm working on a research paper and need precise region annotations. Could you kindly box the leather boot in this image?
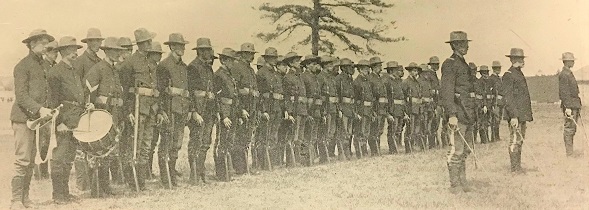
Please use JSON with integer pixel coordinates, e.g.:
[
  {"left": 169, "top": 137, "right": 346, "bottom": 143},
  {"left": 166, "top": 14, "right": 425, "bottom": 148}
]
[
  {"left": 214, "top": 151, "right": 226, "bottom": 181},
  {"left": 196, "top": 152, "right": 208, "bottom": 183},
  {"left": 564, "top": 134, "right": 574, "bottom": 156},
  {"left": 354, "top": 139, "right": 362, "bottom": 159},
  {"left": 22, "top": 166, "right": 34, "bottom": 207},
  {"left": 459, "top": 161, "right": 472, "bottom": 192},
  {"left": 169, "top": 159, "right": 178, "bottom": 187},
  {"left": 51, "top": 167, "right": 68, "bottom": 204},
  {"left": 158, "top": 158, "right": 171, "bottom": 189},
  {"left": 137, "top": 164, "right": 146, "bottom": 191},
  {"left": 188, "top": 157, "right": 196, "bottom": 184},
  {"left": 318, "top": 141, "right": 329, "bottom": 163},
  {"left": 447, "top": 164, "right": 462, "bottom": 194},
  {"left": 99, "top": 165, "right": 115, "bottom": 196},
  {"left": 509, "top": 150, "right": 517, "bottom": 172},
  {"left": 368, "top": 138, "right": 378, "bottom": 156},
  {"left": 404, "top": 137, "right": 412, "bottom": 154},
  {"left": 10, "top": 176, "right": 26, "bottom": 209},
  {"left": 147, "top": 155, "right": 154, "bottom": 180}
]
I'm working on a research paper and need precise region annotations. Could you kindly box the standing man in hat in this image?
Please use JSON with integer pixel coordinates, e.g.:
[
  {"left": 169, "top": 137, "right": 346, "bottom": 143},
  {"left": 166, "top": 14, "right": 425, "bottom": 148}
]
[
  {"left": 353, "top": 60, "right": 374, "bottom": 158},
  {"left": 156, "top": 33, "right": 190, "bottom": 187},
  {"left": 502, "top": 48, "right": 533, "bottom": 173},
  {"left": 300, "top": 55, "right": 322, "bottom": 165},
  {"left": 336, "top": 58, "right": 356, "bottom": 160},
  {"left": 475, "top": 65, "right": 492, "bottom": 144},
  {"left": 418, "top": 63, "right": 435, "bottom": 149},
  {"left": 403, "top": 63, "right": 424, "bottom": 152},
  {"left": 10, "top": 29, "right": 55, "bottom": 209},
  {"left": 146, "top": 42, "right": 165, "bottom": 180},
  {"left": 421, "top": 57, "right": 442, "bottom": 147},
  {"left": 282, "top": 52, "right": 308, "bottom": 166},
  {"left": 43, "top": 41, "right": 59, "bottom": 69},
  {"left": 440, "top": 31, "right": 475, "bottom": 193},
  {"left": 232, "top": 43, "right": 260, "bottom": 174},
  {"left": 468, "top": 62, "right": 480, "bottom": 143},
  {"left": 118, "top": 37, "right": 134, "bottom": 62},
  {"left": 317, "top": 56, "right": 339, "bottom": 162},
  {"left": 255, "top": 47, "right": 283, "bottom": 169},
  {"left": 368, "top": 57, "right": 387, "bottom": 156},
  {"left": 74, "top": 28, "right": 105, "bottom": 191},
  {"left": 383, "top": 61, "right": 405, "bottom": 154},
  {"left": 119, "top": 28, "right": 164, "bottom": 191},
  {"left": 47, "top": 36, "right": 89, "bottom": 204},
  {"left": 84, "top": 37, "right": 127, "bottom": 197},
  {"left": 187, "top": 37, "right": 216, "bottom": 184},
  {"left": 489, "top": 61, "right": 504, "bottom": 142},
  {"left": 558, "top": 52, "right": 582, "bottom": 157},
  {"left": 256, "top": 57, "right": 266, "bottom": 71}
]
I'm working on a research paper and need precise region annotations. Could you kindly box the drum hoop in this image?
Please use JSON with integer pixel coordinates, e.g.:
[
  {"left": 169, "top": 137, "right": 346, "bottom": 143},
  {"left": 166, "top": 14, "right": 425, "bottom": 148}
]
[{"left": 73, "top": 109, "right": 113, "bottom": 143}]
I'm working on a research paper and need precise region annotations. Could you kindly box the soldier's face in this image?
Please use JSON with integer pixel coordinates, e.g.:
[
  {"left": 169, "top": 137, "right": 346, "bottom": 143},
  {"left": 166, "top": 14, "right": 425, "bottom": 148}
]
[
  {"left": 342, "top": 65, "right": 354, "bottom": 74},
  {"left": 371, "top": 64, "right": 382, "bottom": 74},
  {"left": 170, "top": 44, "right": 185, "bottom": 57},
  {"left": 492, "top": 67, "right": 501, "bottom": 74},
  {"left": 395, "top": 69, "right": 404, "bottom": 77},
  {"left": 290, "top": 58, "right": 301, "bottom": 69},
  {"left": 149, "top": 53, "right": 162, "bottom": 63},
  {"left": 44, "top": 50, "right": 58, "bottom": 62},
  {"left": 409, "top": 69, "right": 418, "bottom": 77},
  {"left": 87, "top": 39, "right": 103, "bottom": 53},
  {"left": 30, "top": 38, "right": 50, "bottom": 54},
  {"left": 104, "top": 49, "right": 121, "bottom": 63},
  {"left": 359, "top": 66, "right": 370, "bottom": 76},
  {"left": 453, "top": 41, "right": 469, "bottom": 55},
  {"left": 480, "top": 71, "right": 489, "bottom": 78},
  {"left": 430, "top": 63, "right": 440, "bottom": 71},
  {"left": 277, "top": 63, "right": 288, "bottom": 74},
  {"left": 564, "top": 60, "right": 575, "bottom": 68},
  {"left": 137, "top": 40, "right": 152, "bottom": 51},
  {"left": 120, "top": 49, "right": 132, "bottom": 61},
  {"left": 264, "top": 56, "right": 277, "bottom": 66},
  {"left": 60, "top": 46, "right": 79, "bottom": 62},
  {"left": 510, "top": 57, "right": 525, "bottom": 68},
  {"left": 240, "top": 52, "right": 255, "bottom": 63},
  {"left": 323, "top": 62, "right": 335, "bottom": 72}
]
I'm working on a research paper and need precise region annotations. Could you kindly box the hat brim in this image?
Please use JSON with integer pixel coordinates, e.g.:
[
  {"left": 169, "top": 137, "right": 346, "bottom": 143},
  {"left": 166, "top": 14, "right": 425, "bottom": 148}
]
[
  {"left": 192, "top": 46, "right": 213, "bottom": 50},
  {"left": 405, "top": 67, "right": 421, "bottom": 70},
  {"left": 55, "top": 45, "right": 83, "bottom": 51},
  {"left": 136, "top": 32, "right": 157, "bottom": 43},
  {"left": 445, "top": 39, "right": 472, "bottom": 43},
  {"left": 559, "top": 58, "right": 576, "bottom": 61},
  {"left": 283, "top": 56, "right": 302, "bottom": 62},
  {"left": 237, "top": 50, "right": 258, "bottom": 53},
  {"left": 81, "top": 37, "right": 105, "bottom": 43},
  {"left": 218, "top": 54, "right": 236, "bottom": 59},
  {"left": 22, "top": 34, "right": 55, "bottom": 44},
  {"left": 262, "top": 54, "right": 278, "bottom": 57},
  {"left": 301, "top": 58, "right": 320, "bottom": 65},
  {"left": 100, "top": 46, "right": 125, "bottom": 50},
  {"left": 427, "top": 62, "right": 439, "bottom": 65},
  {"left": 370, "top": 62, "right": 383, "bottom": 66},
  {"left": 147, "top": 50, "right": 164, "bottom": 54},
  {"left": 163, "top": 41, "right": 189, "bottom": 45},
  {"left": 384, "top": 66, "right": 399, "bottom": 69},
  {"left": 505, "top": 55, "right": 526, "bottom": 58}
]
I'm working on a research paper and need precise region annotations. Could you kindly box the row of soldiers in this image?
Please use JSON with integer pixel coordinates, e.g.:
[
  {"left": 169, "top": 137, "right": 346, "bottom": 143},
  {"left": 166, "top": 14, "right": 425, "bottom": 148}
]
[{"left": 10, "top": 28, "right": 517, "bottom": 208}]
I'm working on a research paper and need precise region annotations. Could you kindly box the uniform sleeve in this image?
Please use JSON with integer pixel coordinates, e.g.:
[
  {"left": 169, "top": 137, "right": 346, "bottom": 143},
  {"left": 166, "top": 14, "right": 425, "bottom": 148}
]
[
  {"left": 46, "top": 71, "right": 60, "bottom": 110},
  {"left": 283, "top": 75, "right": 294, "bottom": 113},
  {"left": 13, "top": 62, "right": 43, "bottom": 115},
  {"left": 440, "top": 59, "right": 457, "bottom": 117},
  {"left": 501, "top": 72, "right": 516, "bottom": 119},
  {"left": 157, "top": 63, "right": 171, "bottom": 113},
  {"left": 559, "top": 72, "right": 573, "bottom": 108},
  {"left": 84, "top": 65, "right": 101, "bottom": 104},
  {"left": 118, "top": 60, "right": 135, "bottom": 115},
  {"left": 256, "top": 70, "right": 268, "bottom": 113},
  {"left": 214, "top": 73, "right": 230, "bottom": 119},
  {"left": 188, "top": 63, "right": 205, "bottom": 114}
]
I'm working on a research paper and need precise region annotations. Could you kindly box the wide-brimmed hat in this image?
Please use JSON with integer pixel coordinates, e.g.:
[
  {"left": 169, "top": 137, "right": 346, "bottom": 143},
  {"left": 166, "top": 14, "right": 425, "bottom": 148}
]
[
  {"left": 339, "top": 58, "right": 354, "bottom": 66},
  {"left": 118, "top": 37, "right": 134, "bottom": 49},
  {"left": 134, "top": 28, "right": 156, "bottom": 43},
  {"left": 147, "top": 42, "right": 164, "bottom": 54},
  {"left": 479, "top": 65, "right": 490, "bottom": 72},
  {"left": 369, "top": 57, "right": 383, "bottom": 66},
  {"left": 319, "top": 55, "right": 337, "bottom": 64},
  {"left": 405, "top": 62, "right": 421, "bottom": 70},
  {"left": 505, "top": 48, "right": 526, "bottom": 58},
  {"left": 262, "top": 47, "right": 278, "bottom": 57},
  {"left": 301, "top": 55, "right": 320, "bottom": 66},
  {"left": 468, "top": 62, "right": 477, "bottom": 70},
  {"left": 192, "top": 38, "right": 212, "bottom": 50},
  {"left": 100, "top": 37, "right": 125, "bottom": 50},
  {"left": 237, "top": 42, "right": 257, "bottom": 53},
  {"left": 355, "top": 59, "right": 371, "bottom": 67},
  {"left": 560, "top": 52, "right": 576, "bottom": 61},
  {"left": 22, "top": 29, "right": 55, "bottom": 44},
  {"left": 276, "top": 55, "right": 288, "bottom": 64},
  {"left": 55, "top": 36, "right": 83, "bottom": 50},
  {"left": 45, "top": 41, "right": 58, "bottom": 51},
  {"left": 163, "top": 33, "right": 189, "bottom": 45},
  {"left": 492, "top": 60, "right": 501, "bottom": 67},
  {"left": 445, "top": 31, "right": 471, "bottom": 43},
  {"left": 218, "top": 48, "right": 237, "bottom": 59},
  {"left": 283, "top": 52, "right": 302, "bottom": 63},
  {"left": 81, "top": 28, "right": 104, "bottom": 43},
  {"left": 384, "top": 61, "right": 399, "bottom": 70},
  {"left": 428, "top": 56, "right": 440, "bottom": 64},
  {"left": 256, "top": 56, "right": 266, "bottom": 66}
]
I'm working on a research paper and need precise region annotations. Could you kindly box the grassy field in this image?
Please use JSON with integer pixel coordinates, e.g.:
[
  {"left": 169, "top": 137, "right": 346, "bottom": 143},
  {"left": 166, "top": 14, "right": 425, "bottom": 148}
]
[{"left": 0, "top": 103, "right": 587, "bottom": 209}]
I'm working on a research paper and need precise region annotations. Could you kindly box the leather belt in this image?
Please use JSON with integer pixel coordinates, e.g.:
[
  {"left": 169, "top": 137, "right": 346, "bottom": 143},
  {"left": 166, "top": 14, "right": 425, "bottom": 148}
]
[
  {"left": 454, "top": 92, "right": 476, "bottom": 98},
  {"left": 341, "top": 97, "right": 354, "bottom": 104},
  {"left": 194, "top": 90, "right": 215, "bottom": 99},
  {"left": 262, "top": 92, "right": 284, "bottom": 100},
  {"left": 378, "top": 97, "right": 388, "bottom": 103},
  {"left": 314, "top": 99, "right": 323, "bottom": 105},
  {"left": 486, "top": 95, "right": 494, "bottom": 99},
  {"left": 96, "top": 96, "right": 123, "bottom": 107},
  {"left": 129, "top": 87, "right": 159, "bottom": 97},
  {"left": 393, "top": 99, "right": 405, "bottom": 105},
  {"left": 411, "top": 97, "right": 422, "bottom": 104},
  {"left": 475, "top": 95, "right": 484, "bottom": 100},
  {"left": 167, "top": 87, "right": 190, "bottom": 98},
  {"left": 306, "top": 98, "right": 314, "bottom": 104},
  {"left": 238, "top": 88, "right": 259, "bottom": 97},
  {"left": 363, "top": 101, "right": 373, "bottom": 106},
  {"left": 497, "top": 95, "right": 503, "bottom": 100},
  {"left": 219, "top": 97, "right": 233, "bottom": 105},
  {"left": 422, "top": 97, "right": 433, "bottom": 102},
  {"left": 328, "top": 97, "right": 339, "bottom": 103}
]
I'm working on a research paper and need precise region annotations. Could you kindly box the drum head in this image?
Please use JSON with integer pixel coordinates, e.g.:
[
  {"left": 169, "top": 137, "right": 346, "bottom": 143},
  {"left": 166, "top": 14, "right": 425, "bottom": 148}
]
[{"left": 73, "top": 110, "right": 113, "bottom": 143}]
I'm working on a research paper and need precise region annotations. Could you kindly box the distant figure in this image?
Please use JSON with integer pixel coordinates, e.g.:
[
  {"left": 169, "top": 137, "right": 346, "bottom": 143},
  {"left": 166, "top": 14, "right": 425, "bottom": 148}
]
[{"left": 558, "top": 52, "right": 582, "bottom": 157}]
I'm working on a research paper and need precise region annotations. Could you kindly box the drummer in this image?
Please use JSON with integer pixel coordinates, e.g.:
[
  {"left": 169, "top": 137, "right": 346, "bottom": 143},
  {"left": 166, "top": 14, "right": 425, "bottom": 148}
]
[
  {"left": 84, "top": 37, "right": 126, "bottom": 197},
  {"left": 47, "top": 36, "right": 93, "bottom": 204}
]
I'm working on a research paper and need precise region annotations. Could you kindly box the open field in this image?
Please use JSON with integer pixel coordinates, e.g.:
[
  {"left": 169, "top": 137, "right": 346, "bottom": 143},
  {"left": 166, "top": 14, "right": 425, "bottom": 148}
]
[{"left": 0, "top": 103, "right": 588, "bottom": 209}]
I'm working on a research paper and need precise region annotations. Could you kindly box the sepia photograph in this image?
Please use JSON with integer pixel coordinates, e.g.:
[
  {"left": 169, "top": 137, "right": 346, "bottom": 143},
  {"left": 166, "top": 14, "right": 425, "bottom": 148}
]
[{"left": 0, "top": 0, "right": 587, "bottom": 209}]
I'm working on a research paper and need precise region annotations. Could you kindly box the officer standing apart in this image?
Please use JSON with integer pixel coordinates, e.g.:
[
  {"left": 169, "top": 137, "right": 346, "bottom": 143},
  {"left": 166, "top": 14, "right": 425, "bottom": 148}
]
[
  {"left": 558, "top": 52, "right": 582, "bottom": 157},
  {"left": 440, "top": 31, "right": 475, "bottom": 193},
  {"left": 502, "top": 48, "right": 533, "bottom": 174},
  {"left": 489, "top": 61, "right": 504, "bottom": 142}
]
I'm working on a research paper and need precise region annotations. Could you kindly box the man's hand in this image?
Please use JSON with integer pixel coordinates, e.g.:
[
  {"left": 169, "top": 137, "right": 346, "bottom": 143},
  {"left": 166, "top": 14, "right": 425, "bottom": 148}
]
[
  {"left": 85, "top": 103, "right": 95, "bottom": 110},
  {"left": 448, "top": 116, "right": 458, "bottom": 126},
  {"left": 565, "top": 108, "right": 572, "bottom": 117},
  {"left": 242, "top": 109, "right": 249, "bottom": 119},
  {"left": 483, "top": 106, "right": 488, "bottom": 114},
  {"left": 192, "top": 112, "right": 204, "bottom": 125},
  {"left": 356, "top": 114, "right": 362, "bottom": 120},
  {"left": 39, "top": 107, "right": 52, "bottom": 118},
  {"left": 56, "top": 123, "right": 69, "bottom": 132},
  {"left": 222, "top": 117, "right": 232, "bottom": 128},
  {"left": 156, "top": 113, "right": 166, "bottom": 125},
  {"left": 262, "top": 112, "right": 270, "bottom": 120},
  {"left": 338, "top": 111, "right": 343, "bottom": 118},
  {"left": 510, "top": 118, "right": 518, "bottom": 127},
  {"left": 404, "top": 114, "right": 410, "bottom": 120},
  {"left": 128, "top": 114, "right": 135, "bottom": 125}
]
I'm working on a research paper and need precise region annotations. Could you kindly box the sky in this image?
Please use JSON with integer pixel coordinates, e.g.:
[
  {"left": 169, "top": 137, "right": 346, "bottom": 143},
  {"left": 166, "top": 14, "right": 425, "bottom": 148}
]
[{"left": 0, "top": 0, "right": 587, "bottom": 77}]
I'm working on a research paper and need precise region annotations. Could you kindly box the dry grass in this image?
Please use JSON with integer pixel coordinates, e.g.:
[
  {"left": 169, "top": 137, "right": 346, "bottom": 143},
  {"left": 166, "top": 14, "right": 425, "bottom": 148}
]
[{"left": 0, "top": 103, "right": 587, "bottom": 209}]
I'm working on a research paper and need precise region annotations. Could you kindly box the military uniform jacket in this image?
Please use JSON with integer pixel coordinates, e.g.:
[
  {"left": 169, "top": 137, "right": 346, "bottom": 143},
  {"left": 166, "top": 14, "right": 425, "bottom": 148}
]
[
  {"left": 354, "top": 75, "right": 374, "bottom": 117},
  {"left": 417, "top": 75, "right": 434, "bottom": 111},
  {"left": 384, "top": 75, "right": 406, "bottom": 118},
  {"left": 301, "top": 71, "right": 321, "bottom": 118},
  {"left": 489, "top": 74, "right": 504, "bottom": 106},
  {"left": 475, "top": 77, "right": 492, "bottom": 108},
  {"left": 11, "top": 52, "right": 49, "bottom": 123},
  {"left": 84, "top": 59, "right": 124, "bottom": 123},
  {"left": 283, "top": 70, "right": 307, "bottom": 116},
  {"left": 368, "top": 73, "right": 388, "bottom": 115},
  {"left": 214, "top": 65, "right": 239, "bottom": 120},
  {"left": 440, "top": 53, "right": 476, "bottom": 124},
  {"left": 256, "top": 65, "right": 284, "bottom": 114},
  {"left": 47, "top": 61, "right": 86, "bottom": 128},
  {"left": 74, "top": 50, "right": 101, "bottom": 81},
  {"left": 558, "top": 67, "right": 582, "bottom": 109},
  {"left": 403, "top": 76, "right": 422, "bottom": 115},
  {"left": 42, "top": 59, "right": 57, "bottom": 70},
  {"left": 187, "top": 57, "right": 216, "bottom": 116},
  {"left": 157, "top": 55, "right": 190, "bottom": 115},
  {"left": 234, "top": 60, "right": 259, "bottom": 113},
  {"left": 317, "top": 71, "right": 339, "bottom": 115},
  {"left": 501, "top": 66, "right": 533, "bottom": 121},
  {"left": 420, "top": 70, "right": 440, "bottom": 100},
  {"left": 119, "top": 51, "right": 159, "bottom": 116},
  {"left": 336, "top": 73, "right": 355, "bottom": 117}
]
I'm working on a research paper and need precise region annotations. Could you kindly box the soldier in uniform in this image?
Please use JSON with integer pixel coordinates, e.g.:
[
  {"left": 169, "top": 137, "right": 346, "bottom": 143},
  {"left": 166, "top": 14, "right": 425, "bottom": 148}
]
[
  {"left": 421, "top": 57, "right": 442, "bottom": 148},
  {"left": 336, "top": 58, "right": 356, "bottom": 160},
  {"left": 156, "top": 33, "right": 191, "bottom": 187},
  {"left": 187, "top": 38, "right": 216, "bottom": 184},
  {"left": 382, "top": 61, "right": 406, "bottom": 154},
  {"left": 74, "top": 28, "right": 104, "bottom": 192},
  {"left": 502, "top": 48, "right": 533, "bottom": 173},
  {"left": 403, "top": 63, "right": 423, "bottom": 152},
  {"left": 10, "top": 29, "right": 55, "bottom": 209},
  {"left": 119, "top": 28, "right": 166, "bottom": 191},
  {"left": 558, "top": 52, "right": 582, "bottom": 157},
  {"left": 300, "top": 55, "right": 322, "bottom": 165},
  {"left": 353, "top": 60, "right": 374, "bottom": 158},
  {"left": 233, "top": 43, "right": 260, "bottom": 174},
  {"left": 213, "top": 48, "right": 240, "bottom": 181},
  {"left": 47, "top": 36, "right": 87, "bottom": 204},
  {"left": 440, "top": 31, "right": 475, "bottom": 193},
  {"left": 368, "top": 57, "right": 387, "bottom": 156},
  {"left": 256, "top": 47, "right": 284, "bottom": 169},
  {"left": 118, "top": 37, "right": 134, "bottom": 62},
  {"left": 84, "top": 37, "right": 126, "bottom": 197},
  {"left": 317, "top": 56, "right": 339, "bottom": 162},
  {"left": 418, "top": 63, "right": 435, "bottom": 149},
  {"left": 282, "top": 52, "right": 307, "bottom": 166},
  {"left": 489, "top": 61, "right": 504, "bottom": 142},
  {"left": 475, "top": 65, "right": 492, "bottom": 144},
  {"left": 145, "top": 42, "right": 165, "bottom": 180},
  {"left": 256, "top": 56, "right": 266, "bottom": 71}
]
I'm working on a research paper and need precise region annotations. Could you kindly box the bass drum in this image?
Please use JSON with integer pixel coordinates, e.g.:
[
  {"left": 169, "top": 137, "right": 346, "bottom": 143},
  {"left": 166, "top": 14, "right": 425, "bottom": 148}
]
[{"left": 73, "top": 109, "right": 115, "bottom": 157}]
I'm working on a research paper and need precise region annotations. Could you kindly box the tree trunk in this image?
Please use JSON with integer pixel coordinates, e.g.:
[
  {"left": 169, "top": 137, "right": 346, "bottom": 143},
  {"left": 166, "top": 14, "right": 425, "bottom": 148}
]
[{"left": 311, "top": 0, "right": 320, "bottom": 56}]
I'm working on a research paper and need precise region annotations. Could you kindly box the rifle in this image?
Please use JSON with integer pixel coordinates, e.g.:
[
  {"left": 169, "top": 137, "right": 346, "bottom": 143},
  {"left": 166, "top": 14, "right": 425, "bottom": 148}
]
[
  {"left": 161, "top": 102, "right": 173, "bottom": 188},
  {"left": 131, "top": 81, "right": 140, "bottom": 192}
]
